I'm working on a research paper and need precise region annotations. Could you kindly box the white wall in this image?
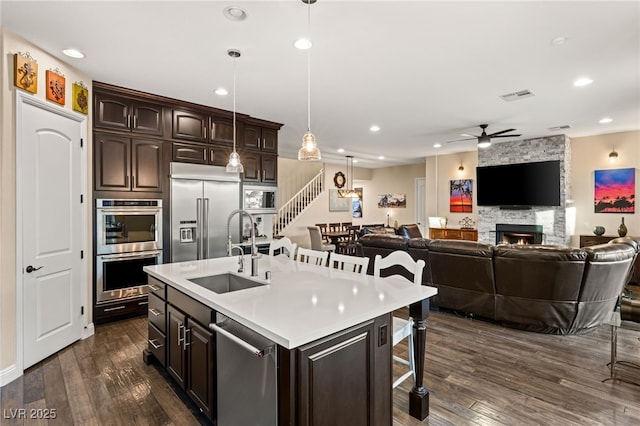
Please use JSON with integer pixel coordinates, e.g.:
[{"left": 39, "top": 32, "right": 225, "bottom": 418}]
[{"left": 0, "top": 30, "right": 93, "bottom": 375}]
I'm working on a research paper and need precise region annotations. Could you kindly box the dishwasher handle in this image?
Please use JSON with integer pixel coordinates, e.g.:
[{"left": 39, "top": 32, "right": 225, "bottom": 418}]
[{"left": 209, "top": 322, "right": 273, "bottom": 358}]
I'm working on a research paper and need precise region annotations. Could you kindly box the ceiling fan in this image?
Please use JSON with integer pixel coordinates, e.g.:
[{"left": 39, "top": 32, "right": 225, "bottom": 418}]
[{"left": 446, "top": 124, "right": 521, "bottom": 148}]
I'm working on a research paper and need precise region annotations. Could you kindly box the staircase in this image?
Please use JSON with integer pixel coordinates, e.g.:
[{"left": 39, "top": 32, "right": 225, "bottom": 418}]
[{"left": 273, "top": 169, "right": 325, "bottom": 236}]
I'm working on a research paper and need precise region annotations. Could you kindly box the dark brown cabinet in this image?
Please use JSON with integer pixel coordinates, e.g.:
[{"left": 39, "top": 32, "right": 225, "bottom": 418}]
[
  {"left": 94, "top": 133, "right": 163, "bottom": 193},
  {"left": 186, "top": 320, "right": 214, "bottom": 419},
  {"left": 241, "top": 152, "right": 277, "bottom": 183},
  {"left": 172, "top": 142, "right": 231, "bottom": 167},
  {"left": 429, "top": 227, "right": 478, "bottom": 241},
  {"left": 167, "top": 304, "right": 187, "bottom": 388},
  {"left": 94, "top": 92, "right": 163, "bottom": 136},
  {"left": 241, "top": 124, "right": 278, "bottom": 153},
  {"left": 172, "top": 109, "right": 235, "bottom": 146}
]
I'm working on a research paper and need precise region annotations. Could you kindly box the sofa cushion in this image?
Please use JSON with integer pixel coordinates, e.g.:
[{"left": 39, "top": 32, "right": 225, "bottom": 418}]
[
  {"left": 359, "top": 234, "right": 409, "bottom": 250},
  {"left": 397, "top": 224, "right": 423, "bottom": 239},
  {"left": 428, "top": 239, "right": 494, "bottom": 257}
]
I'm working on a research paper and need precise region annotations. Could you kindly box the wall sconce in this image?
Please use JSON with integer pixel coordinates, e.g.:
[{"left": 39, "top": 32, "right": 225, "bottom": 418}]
[
  {"left": 608, "top": 149, "right": 618, "bottom": 163},
  {"left": 457, "top": 164, "right": 464, "bottom": 175}
]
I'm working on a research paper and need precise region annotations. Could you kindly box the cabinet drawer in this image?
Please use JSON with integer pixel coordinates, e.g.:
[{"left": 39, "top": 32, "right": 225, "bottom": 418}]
[
  {"left": 167, "top": 286, "right": 214, "bottom": 327},
  {"left": 148, "top": 293, "right": 166, "bottom": 333},
  {"left": 148, "top": 322, "right": 166, "bottom": 367},
  {"left": 148, "top": 276, "right": 166, "bottom": 300}
]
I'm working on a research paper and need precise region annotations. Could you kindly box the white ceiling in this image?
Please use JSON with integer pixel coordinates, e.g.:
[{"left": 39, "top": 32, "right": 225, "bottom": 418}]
[{"left": 3, "top": 1, "right": 639, "bottom": 167}]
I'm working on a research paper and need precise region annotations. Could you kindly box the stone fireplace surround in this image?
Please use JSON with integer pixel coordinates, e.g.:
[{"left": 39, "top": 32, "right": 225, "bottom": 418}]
[
  {"left": 495, "top": 224, "right": 544, "bottom": 245},
  {"left": 477, "top": 135, "right": 571, "bottom": 247}
]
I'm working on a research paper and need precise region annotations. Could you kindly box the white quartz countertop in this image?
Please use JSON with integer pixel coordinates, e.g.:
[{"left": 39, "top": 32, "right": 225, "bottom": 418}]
[{"left": 144, "top": 255, "right": 437, "bottom": 349}]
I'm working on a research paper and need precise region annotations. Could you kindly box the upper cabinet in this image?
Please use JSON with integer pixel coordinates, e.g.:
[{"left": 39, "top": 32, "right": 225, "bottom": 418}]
[
  {"left": 172, "top": 109, "right": 235, "bottom": 145},
  {"left": 94, "top": 91, "right": 164, "bottom": 136},
  {"left": 241, "top": 124, "right": 278, "bottom": 153}
]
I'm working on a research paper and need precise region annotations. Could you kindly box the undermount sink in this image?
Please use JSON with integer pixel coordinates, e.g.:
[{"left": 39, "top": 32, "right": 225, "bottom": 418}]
[{"left": 188, "top": 273, "right": 265, "bottom": 294}]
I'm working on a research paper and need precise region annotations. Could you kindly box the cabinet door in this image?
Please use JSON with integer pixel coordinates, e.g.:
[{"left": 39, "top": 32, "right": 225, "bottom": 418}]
[
  {"left": 208, "top": 144, "right": 232, "bottom": 167},
  {"left": 131, "top": 101, "right": 164, "bottom": 136},
  {"left": 211, "top": 117, "right": 234, "bottom": 144},
  {"left": 261, "top": 154, "right": 278, "bottom": 183},
  {"left": 94, "top": 133, "right": 131, "bottom": 191},
  {"left": 131, "top": 139, "right": 163, "bottom": 192},
  {"left": 172, "top": 110, "right": 209, "bottom": 142},
  {"left": 461, "top": 230, "right": 478, "bottom": 241},
  {"left": 167, "top": 305, "right": 187, "bottom": 388},
  {"left": 172, "top": 142, "right": 208, "bottom": 165},
  {"left": 94, "top": 92, "right": 130, "bottom": 132},
  {"left": 297, "top": 321, "right": 375, "bottom": 426},
  {"left": 241, "top": 124, "right": 261, "bottom": 150},
  {"left": 261, "top": 127, "right": 278, "bottom": 153},
  {"left": 241, "top": 152, "right": 260, "bottom": 181},
  {"left": 186, "top": 320, "right": 215, "bottom": 420}
]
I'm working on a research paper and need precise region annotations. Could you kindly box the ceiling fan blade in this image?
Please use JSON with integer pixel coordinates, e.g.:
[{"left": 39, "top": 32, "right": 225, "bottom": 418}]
[
  {"left": 445, "top": 137, "right": 476, "bottom": 144},
  {"left": 490, "top": 133, "right": 521, "bottom": 138},
  {"left": 487, "top": 128, "right": 516, "bottom": 137},
  {"left": 460, "top": 133, "right": 478, "bottom": 138}
]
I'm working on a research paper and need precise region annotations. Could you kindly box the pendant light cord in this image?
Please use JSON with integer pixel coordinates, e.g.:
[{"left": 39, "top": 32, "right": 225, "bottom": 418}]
[
  {"left": 233, "top": 56, "right": 237, "bottom": 152},
  {"left": 306, "top": 0, "right": 311, "bottom": 133}
]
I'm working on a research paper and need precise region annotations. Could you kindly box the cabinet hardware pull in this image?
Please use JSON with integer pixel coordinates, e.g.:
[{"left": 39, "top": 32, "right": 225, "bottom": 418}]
[
  {"left": 133, "top": 115, "right": 137, "bottom": 129},
  {"left": 183, "top": 327, "right": 191, "bottom": 350},
  {"left": 177, "top": 322, "right": 184, "bottom": 346},
  {"left": 149, "top": 308, "right": 162, "bottom": 316},
  {"left": 263, "top": 138, "right": 266, "bottom": 149},
  {"left": 103, "top": 305, "right": 125, "bottom": 312},
  {"left": 210, "top": 150, "right": 213, "bottom": 163},
  {"left": 203, "top": 125, "right": 207, "bottom": 139},
  {"left": 125, "top": 175, "right": 129, "bottom": 187},
  {"left": 257, "top": 137, "right": 260, "bottom": 147},
  {"left": 126, "top": 114, "right": 131, "bottom": 128},
  {"left": 131, "top": 176, "right": 135, "bottom": 188},
  {"left": 138, "top": 301, "right": 149, "bottom": 306},
  {"left": 148, "top": 339, "right": 164, "bottom": 349},
  {"left": 148, "top": 284, "right": 160, "bottom": 291}
]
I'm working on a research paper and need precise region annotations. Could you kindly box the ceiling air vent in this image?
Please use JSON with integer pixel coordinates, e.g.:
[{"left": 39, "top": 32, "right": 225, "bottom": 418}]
[
  {"left": 499, "top": 89, "right": 535, "bottom": 102},
  {"left": 548, "top": 125, "right": 572, "bottom": 131}
]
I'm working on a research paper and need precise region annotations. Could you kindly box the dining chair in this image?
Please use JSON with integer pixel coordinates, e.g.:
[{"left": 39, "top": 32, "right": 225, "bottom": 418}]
[
  {"left": 315, "top": 223, "right": 330, "bottom": 243},
  {"left": 338, "top": 225, "right": 361, "bottom": 255},
  {"left": 373, "top": 251, "right": 425, "bottom": 389},
  {"left": 296, "top": 247, "right": 329, "bottom": 266},
  {"left": 328, "top": 222, "right": 341, "bottom": 232},
  {"left": 328, "top": 252, "right": 369, "bottom": 275},
  {"left": 307, "top": 226, "right": 336, "bottom": 253},
  {"left": 268, "top": 237, "right": 297, "bottom": 258}
]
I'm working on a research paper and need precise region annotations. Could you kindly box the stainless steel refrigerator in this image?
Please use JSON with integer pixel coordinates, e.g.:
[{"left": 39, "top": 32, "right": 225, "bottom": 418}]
[{"left": 170, "top": 162, "right": 241, "bottom": 262}]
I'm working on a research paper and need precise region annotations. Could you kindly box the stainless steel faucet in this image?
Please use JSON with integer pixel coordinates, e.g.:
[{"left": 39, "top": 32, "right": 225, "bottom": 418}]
[
  {"left": 229, "top": 244, "right": 245, "bottom": 273},
  {"left": 227, "top": 209, "right": 259, "bottom": 277}
]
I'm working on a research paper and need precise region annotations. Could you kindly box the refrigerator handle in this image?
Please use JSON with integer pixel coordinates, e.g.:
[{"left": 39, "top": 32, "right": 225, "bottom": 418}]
[
  {"left": 196, "top": 198, "right": 203, "bottom": 260},
  {"left": 203, "top": 198, "right": 210, "bottom": 259}
]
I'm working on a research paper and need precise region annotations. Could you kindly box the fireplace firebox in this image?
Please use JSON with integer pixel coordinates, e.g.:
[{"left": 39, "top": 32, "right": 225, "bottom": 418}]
[{"left": 496, "top": 224, "right": 543, "bottom": 245}]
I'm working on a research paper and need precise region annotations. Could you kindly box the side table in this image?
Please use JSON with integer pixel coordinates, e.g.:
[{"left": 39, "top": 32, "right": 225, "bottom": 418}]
[{"left": 602, "top": 310, "right": 640, "bottom": 386}]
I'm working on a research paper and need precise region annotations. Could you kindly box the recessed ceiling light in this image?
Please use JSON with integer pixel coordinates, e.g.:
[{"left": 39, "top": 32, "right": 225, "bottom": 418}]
[
  {"left": 433, "top": 143, "right": 442, "bottom": 148},
  {"left": 337, "top": 148, "right": 345, "bottom": 153},
  {"left": 599, "top": 117, "right": 613, "bottom": 124},
  {"left": 574, "top": 77, "right": 593, "bottom": 87},
  {"left": 294, "top": 38, "right": 312, "bottom": 50},
  {"left": 62, "top": 48, "right": 84, "bottom": 59},
  {"left": 352, "top": 159, "right": 359, "bottom": 163},
  {"left": 223, "top": 6, "right": 247, "bottom": 21},
  {"left": 551, "top": 36, "right": 568, "bottom": 45},
  {"left": 378, "top": 156, "right": 385, "bottom": 160},
  {"left": 370, "top": 125, "right": 380, "bottom": 132},
  {"left": 214, "top": 88, "right": 228, "bottom": 96}
]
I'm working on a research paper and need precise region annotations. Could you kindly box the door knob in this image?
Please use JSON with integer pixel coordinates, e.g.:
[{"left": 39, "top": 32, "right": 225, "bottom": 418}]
[{"left": 25, "top": 265, "right": 43, "bottom": 273}]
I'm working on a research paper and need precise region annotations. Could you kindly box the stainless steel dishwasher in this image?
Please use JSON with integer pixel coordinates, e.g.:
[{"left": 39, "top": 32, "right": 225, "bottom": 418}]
[{"left": 210, "top": 313, "right": 277, "bottom": 425}]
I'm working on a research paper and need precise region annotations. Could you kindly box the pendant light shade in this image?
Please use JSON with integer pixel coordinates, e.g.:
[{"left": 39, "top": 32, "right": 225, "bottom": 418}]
[
  {"left": 298, "top": 0, "right": 321, "bottom": 161},
  {"left": 338, "top": 155, "right": 359, "bottom": 198},
  {"left": 226, "top": 48, "right": 244, "bottom": 173}
]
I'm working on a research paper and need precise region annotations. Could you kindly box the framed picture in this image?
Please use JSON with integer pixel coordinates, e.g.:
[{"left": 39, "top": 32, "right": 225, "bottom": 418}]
[
  {"left": 72, "top": 82, "right": 89, "bottom": 114},
  {"left": 329, "top": 189, "right": 350, "bottom": 211},
  {"left": 14, "top": 52, "right": 38, "bottom": 94},
  {"left": 352, "top": 187, "right": 363, "bottom": 218},
  {"left": 46, "top": 69, "right": 66, "bottom": 105},
  {"left": 594, "top": 168, "right": 635, "bottom": 213},
  {"left": 378, "top": 193, "right": 406, "bottom": 208},
  {"left": 450, "top": 179, "right": 473, "bottom": 213}
]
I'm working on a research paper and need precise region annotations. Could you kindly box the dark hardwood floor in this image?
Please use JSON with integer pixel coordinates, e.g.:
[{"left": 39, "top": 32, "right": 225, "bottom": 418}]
[{"left": 2, "top": 311, "right": 639, "bottom": 425}]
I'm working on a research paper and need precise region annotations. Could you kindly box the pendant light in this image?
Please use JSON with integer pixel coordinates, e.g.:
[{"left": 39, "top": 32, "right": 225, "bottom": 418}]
[
  {"left": 226, "top": 48, "right": 244, "bottom": 173},
  {"left": 298, "top": 0, "right": 321, "bottom": 161},
  {"left": 338, "top": 155, "right": 359, "bottom": 198}
]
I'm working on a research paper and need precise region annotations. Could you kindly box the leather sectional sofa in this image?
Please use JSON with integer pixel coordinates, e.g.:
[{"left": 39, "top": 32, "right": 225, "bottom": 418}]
[{"left": 360, "top": 234, "right": 639, "bottom": 334}]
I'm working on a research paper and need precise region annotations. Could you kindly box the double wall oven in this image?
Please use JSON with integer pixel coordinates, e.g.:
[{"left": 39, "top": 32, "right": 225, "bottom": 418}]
[{"left": 95, "top": 199, "right": 162, "bottom": 304}]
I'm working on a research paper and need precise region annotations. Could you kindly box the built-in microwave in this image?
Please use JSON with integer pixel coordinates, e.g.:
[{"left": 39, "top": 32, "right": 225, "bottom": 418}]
[{"left": 243, "top": 185, "right": 277, "bottom": 213}]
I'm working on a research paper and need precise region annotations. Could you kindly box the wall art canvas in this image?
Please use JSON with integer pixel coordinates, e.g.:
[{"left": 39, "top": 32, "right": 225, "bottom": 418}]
[
  {"left": 14, "top": 52, "right": 38, "bottom": 94},
  {"left": 352, "top": 187, "right": 363, "bottom": 218},
  {"left": 329, "top": 189, "right": 350, "bottom": 212},
  {"left": 72, "top": 82, "right": 89, "bottom": 114},
  {"left": 594, "top": 168, "right": 635, "bottom": 213},
  {"left": 378, "top": 193, "right": 406, "bottom": 208},
  {"left": 450, "top": 179, "right": 473, "bottom": 213},
  {"left": 46, "top": 69, "right": 66, "bottom": 105}
]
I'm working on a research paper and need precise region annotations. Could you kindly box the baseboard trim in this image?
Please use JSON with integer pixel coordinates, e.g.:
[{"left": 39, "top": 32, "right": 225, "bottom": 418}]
[
  {"left": 82, "top": 322, "right": 95, "bottom": 339},
  {"left": 0, "top": 364, "right": 22, "bottom": 388}
]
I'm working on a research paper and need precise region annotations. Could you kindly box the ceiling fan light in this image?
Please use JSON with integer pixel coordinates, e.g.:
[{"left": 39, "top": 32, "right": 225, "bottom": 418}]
[{"left": 478, "top": 140, "right": 491, "bottom": 149}]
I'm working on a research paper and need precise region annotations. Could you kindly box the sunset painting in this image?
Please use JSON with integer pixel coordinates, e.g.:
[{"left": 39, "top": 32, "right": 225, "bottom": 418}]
[
  {"left": 594, "top": 168, "right": 635, "bottom": 213},
  {"left": 450, "top": 179, "right": 473, "bottom": 213}
]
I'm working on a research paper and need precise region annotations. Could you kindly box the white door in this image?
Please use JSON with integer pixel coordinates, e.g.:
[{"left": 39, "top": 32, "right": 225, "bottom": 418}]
[
  {"left": 20, "top": 99, "right": 84, "bottom": 368},
  {"left": 415, "top": 178, "right": 427, "bottom": 237}
]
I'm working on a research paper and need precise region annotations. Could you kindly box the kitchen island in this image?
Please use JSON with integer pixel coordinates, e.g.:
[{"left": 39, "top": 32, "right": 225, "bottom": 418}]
[{"left": 143, "top": 255, "right": 437, "bottom": 425}]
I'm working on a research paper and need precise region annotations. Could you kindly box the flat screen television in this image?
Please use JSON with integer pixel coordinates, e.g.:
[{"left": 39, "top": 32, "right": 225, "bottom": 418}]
[{"left": 476, "top": 160, "right": 561, "bottom": 207}]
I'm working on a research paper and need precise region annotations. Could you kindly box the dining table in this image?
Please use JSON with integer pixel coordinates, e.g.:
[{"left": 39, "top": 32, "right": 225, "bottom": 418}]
[{"left": 322, "top": 230, "right": 350, "bottom": 244}]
